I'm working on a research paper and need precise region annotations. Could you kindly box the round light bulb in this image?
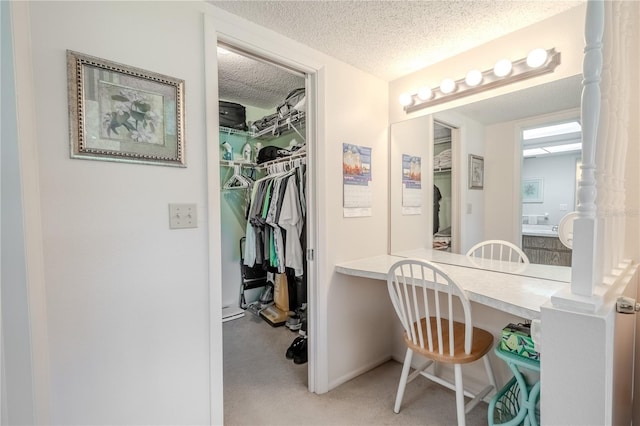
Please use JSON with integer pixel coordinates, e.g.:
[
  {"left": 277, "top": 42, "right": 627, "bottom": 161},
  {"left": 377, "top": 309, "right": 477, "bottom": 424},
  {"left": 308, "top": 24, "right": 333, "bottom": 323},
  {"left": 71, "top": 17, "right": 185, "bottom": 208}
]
[
  {"left": 465, "top": 69, "right": 483, "bottom": 87},
  {"left": 399, "top": 93, "right": 413, "bottom": 107},
  {"left": 440, "top": 78, "right": 457, "bottom": 94},
  {"left": 417, "top": 87, "right": 433, "bottom": 101},
  {"left": 493, "top": 59, "right": 512, "bottom": 77},
  {"left": 527, "top": 48, "right": 548, "bottom": 68}
]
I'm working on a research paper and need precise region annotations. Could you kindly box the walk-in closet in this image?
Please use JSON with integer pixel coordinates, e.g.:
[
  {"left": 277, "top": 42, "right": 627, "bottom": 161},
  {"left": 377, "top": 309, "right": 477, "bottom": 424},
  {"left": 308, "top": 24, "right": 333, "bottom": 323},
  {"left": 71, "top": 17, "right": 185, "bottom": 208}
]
[
  {"left": 217, "top": 44, "right": 311, "bottom": 416},
  {"left": 433, "top": 121, "right": 453, "bottom": 251}
]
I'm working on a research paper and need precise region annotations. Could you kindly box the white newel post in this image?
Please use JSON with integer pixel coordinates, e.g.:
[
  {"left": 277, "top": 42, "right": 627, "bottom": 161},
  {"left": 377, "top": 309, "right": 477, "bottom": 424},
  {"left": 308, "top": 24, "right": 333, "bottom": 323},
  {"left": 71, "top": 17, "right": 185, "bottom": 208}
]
[{"left": 571, "top": 0, "right": 604, "bottom": 298}]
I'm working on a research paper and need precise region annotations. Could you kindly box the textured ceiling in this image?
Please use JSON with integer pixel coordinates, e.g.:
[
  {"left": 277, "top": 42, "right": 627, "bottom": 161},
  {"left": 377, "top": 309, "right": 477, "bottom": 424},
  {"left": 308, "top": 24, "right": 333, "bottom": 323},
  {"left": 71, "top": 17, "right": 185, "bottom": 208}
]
[
  {"left": 212, "top": 0, "right": 584, "bottom": 116},
  {"left": 210, "top": 0, "right": 584, "bottom": 82},
  {"left": 217, "top": 48, "right": 305, "bottom": 110}
]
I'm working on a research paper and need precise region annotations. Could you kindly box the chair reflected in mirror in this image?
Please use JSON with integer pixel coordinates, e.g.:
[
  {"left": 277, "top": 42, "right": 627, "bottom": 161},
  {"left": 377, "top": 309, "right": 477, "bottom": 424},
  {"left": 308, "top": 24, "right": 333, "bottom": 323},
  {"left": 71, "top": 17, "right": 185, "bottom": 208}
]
[{"left": 466, "top": 240, "right": 530, "bottom": 264}]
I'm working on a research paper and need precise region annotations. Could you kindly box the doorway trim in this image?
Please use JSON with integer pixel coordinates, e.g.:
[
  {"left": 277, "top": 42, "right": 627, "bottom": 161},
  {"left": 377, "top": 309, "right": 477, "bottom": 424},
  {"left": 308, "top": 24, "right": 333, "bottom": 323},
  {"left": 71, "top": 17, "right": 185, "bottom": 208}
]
[{"left": 203, "top": 12, "right": 324, "bottom": 424}]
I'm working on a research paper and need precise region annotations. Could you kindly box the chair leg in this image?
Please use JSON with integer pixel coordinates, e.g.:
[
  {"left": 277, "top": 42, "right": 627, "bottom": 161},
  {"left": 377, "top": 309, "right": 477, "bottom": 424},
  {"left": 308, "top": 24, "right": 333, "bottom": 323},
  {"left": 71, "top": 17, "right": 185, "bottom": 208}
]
[
  {"left": 394, "top": 348, "right": 413, "bottom": 414},
  {"left": 454, "top": 363, "right": 466, "bottom": 426},
  {"left": 483, "top": 354, "right": 497, "bottom": 392}
]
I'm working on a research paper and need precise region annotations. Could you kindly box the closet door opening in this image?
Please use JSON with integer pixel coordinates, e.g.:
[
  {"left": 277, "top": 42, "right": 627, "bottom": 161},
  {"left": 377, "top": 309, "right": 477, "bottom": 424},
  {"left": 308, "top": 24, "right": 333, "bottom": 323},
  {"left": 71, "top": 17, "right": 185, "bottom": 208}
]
[
  {"left": 433, "top": 121, "right": 459, "bottom": 253},
  {"left": 216, "top": 43, "right": 314, "bottom": 414}
]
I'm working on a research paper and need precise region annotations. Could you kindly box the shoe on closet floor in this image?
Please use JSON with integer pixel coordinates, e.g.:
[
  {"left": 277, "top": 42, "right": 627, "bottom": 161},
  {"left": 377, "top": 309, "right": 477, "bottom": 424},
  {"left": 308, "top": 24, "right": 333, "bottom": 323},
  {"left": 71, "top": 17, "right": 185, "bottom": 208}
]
[
  {"left": 286, "top": 314, "right": 302, "bottom": 331},
  {"left": 293, "top": 339, "right": 307, "bottom": 365},
  {"left": 285, "top": 336, "right": 305, "bottom": 359}
]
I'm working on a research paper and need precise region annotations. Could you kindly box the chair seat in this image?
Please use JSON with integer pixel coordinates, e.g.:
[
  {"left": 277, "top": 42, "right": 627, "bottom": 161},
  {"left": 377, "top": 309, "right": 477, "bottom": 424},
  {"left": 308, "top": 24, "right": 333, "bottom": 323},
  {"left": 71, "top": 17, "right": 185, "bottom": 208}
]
[{"left": 404, "top": 317, "right": 494, "bottom": 364}]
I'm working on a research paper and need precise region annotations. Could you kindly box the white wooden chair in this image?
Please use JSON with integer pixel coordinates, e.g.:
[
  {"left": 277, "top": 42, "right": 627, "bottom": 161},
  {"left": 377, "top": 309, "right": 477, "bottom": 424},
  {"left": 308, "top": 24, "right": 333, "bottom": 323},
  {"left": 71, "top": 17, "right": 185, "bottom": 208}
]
[
  {"left": 466, "top": 240, "right": 530, "bottom": 264},
  {"left": 387, "top": 259, "right": 497, "bottom": 426}
]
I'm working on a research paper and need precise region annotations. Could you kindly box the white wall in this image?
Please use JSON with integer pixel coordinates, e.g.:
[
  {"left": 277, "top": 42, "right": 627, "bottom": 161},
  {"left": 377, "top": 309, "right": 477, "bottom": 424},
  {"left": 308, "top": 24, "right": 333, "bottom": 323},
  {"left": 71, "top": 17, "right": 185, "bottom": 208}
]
[
  {"left": 522, "top": 153, "right": 580, "bottom": 226},
  {"left": 1, "top": 2, "right": 35, "bottom": 423},
  {"left": 389, "top": 116, "right": 433, "bottom": 253},
  {"left": 320, "top": 64, "right": 391, "bottom": 389},
  {"left": 27, "top": 2, "right": 212, "bottom": 424}
]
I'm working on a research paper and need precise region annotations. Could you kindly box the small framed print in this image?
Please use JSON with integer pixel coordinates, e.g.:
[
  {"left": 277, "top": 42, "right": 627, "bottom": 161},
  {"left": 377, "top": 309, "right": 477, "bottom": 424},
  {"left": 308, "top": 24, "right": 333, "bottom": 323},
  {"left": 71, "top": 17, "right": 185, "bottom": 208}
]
[
  {"left": 67, "top": 50, "right": 185, "bottom": 167},
  {"left": 468, "top": 154, "right": 484, "bottom": 189},
  {"left": 523, "top": 178, "right": 544, "bottom": 203}
]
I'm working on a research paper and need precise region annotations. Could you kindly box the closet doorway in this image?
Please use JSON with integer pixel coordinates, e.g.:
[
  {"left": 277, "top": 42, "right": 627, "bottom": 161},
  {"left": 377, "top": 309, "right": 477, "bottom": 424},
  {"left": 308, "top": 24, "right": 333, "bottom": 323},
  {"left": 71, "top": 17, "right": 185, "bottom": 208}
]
[{"left": 216, "top": 43, "right": 316, "bottom": 413}]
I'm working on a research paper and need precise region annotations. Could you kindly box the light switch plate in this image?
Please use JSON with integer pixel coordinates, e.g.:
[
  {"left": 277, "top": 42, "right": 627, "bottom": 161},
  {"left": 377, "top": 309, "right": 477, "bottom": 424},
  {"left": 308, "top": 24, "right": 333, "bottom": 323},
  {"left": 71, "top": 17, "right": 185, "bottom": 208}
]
[{"left": 169, "top": 203, "right": 197, "bottom": 229}]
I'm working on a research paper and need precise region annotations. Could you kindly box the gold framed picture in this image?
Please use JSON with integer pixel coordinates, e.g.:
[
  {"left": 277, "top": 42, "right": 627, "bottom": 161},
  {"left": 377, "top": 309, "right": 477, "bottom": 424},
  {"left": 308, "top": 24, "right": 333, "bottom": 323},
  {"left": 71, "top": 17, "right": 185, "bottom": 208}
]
[{"left": 67, "top": 50, "right": 185, "bottom": 167}]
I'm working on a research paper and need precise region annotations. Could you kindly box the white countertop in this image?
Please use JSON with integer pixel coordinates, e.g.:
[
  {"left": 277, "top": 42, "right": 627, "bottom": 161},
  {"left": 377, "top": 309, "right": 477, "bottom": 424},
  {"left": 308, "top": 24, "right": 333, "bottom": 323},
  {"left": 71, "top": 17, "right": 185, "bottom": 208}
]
[
  {"left": 522, "top": 224, "right": 559, "bottom": 237},
  {"left": 335, "top": 249, "right": 570, "bottom": 320},
  {"left": 394, "top": 248, "right": 571, "bottom": 283}
]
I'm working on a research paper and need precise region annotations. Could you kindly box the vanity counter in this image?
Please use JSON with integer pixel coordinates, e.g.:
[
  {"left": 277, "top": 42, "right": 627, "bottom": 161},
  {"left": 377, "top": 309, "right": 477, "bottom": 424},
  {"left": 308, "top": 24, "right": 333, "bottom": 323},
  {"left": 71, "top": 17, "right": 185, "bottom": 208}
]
[
  {"left": 335, "top": 250, "right": 569, "bottom": 319},
  {"left": 522, "top": 224, "right": 559, "bottom": 237},
  {"left": 522, "top": 234, "right": 573, "bottom": 267},
  {"left": 394, "top": 247, "right": 571, "bottom": 282}
]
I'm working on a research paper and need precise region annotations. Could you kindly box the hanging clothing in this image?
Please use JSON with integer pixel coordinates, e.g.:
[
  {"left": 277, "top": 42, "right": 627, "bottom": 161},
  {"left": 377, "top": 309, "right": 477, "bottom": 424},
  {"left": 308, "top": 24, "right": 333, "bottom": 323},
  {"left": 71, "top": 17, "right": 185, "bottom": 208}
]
[
  {"left": 243, "top": 162, "right": 306, "bottom": 278},
  {"left": 278, "top": 174, "right": 304, "bottom": 276}
]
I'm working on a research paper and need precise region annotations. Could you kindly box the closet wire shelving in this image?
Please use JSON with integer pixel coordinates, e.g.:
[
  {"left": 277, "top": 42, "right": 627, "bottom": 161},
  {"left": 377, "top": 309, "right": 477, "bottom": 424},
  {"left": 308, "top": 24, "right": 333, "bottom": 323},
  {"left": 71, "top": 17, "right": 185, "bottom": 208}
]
[
  {"left": 219, "top": 105, "right": 306, "bottom": 173},
  {"left": 252, "top": 110, "right": 305, "bottom": 141},
  {"left": 220, "top": 110, "right": 305, "bottom": 139}
]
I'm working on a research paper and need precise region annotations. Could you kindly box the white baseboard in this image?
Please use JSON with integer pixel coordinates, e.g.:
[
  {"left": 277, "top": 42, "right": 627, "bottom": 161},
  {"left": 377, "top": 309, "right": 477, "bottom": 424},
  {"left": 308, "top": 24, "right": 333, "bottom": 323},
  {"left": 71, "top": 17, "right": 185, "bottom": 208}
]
[
  {"left": 328, "top": 355, "right": 392, "bottom": 391},
  {"left": 222, "top": 305, "right": 245, "bottom": 322}
]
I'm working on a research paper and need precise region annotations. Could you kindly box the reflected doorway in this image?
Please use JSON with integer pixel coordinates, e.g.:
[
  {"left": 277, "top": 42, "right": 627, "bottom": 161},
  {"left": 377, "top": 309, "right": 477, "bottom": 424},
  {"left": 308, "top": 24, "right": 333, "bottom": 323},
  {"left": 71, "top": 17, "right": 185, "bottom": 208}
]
[
  {"left": 520, "top": 119, "right": 581, "bottom": 265},
  {"left": 433, "top": 121, "right": 456, "bottom": 252}
]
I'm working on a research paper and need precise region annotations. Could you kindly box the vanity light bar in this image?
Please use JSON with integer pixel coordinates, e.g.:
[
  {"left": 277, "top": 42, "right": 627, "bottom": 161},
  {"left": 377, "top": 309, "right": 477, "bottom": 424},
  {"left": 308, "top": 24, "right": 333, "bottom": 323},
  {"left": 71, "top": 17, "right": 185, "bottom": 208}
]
[{"left": 401, "top": 48, "right": 561, "bottom": 113}]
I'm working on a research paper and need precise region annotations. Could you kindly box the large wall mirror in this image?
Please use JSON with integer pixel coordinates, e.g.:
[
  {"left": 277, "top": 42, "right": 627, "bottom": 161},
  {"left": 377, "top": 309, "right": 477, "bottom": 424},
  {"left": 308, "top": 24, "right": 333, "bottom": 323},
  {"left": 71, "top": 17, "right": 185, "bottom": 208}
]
[{"left": 389, "top": 74, "right": 582, "bottom": 263}]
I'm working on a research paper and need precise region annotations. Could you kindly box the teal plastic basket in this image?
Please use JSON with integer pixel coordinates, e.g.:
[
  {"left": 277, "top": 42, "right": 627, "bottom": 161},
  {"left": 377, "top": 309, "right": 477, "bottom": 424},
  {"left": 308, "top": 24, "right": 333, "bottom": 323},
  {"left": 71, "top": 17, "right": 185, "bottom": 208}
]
[
  {"left": 489, "top": 375, "right": 540, "bottom": 426},
  {"left": 490, "top": 376, "right": 522, "bottom": 425}
]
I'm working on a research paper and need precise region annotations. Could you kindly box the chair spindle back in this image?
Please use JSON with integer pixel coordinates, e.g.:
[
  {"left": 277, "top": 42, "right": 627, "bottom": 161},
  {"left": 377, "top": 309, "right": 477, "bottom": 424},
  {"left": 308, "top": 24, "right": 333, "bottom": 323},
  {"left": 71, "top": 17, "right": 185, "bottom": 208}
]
[{"left": 387, "top": 259, "right": 473, "bottom": 356}]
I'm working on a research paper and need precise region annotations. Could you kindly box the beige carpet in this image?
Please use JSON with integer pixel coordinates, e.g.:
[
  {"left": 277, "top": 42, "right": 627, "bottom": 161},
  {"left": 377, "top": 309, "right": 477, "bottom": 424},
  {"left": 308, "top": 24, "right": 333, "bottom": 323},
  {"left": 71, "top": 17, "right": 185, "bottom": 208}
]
[{"left": 223, "top": 312, "right": 490, "bottom": 426}]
